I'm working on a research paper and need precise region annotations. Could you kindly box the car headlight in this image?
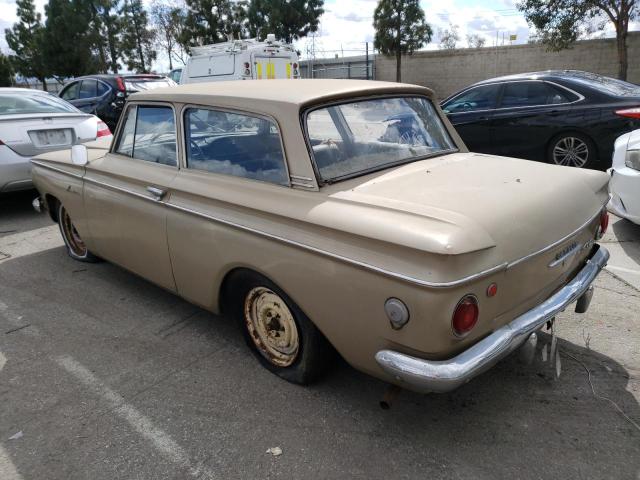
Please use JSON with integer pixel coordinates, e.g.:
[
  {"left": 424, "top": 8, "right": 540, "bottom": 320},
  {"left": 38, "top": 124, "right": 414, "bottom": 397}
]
[{"left": 625, "top": 150, "right": 640, "bottom": 170}]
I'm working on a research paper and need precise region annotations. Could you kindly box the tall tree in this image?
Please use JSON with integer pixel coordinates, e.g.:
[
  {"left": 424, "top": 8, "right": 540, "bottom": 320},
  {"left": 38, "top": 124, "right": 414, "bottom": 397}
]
[
  {"left": 121, "top": 0, "right": 156, "bottom": 72},
  {"left": 100, "top": 0, "right": 123, "bottom": 73},
  {"left": 150, "top": 0, "right": 188, "bottom": 69},
  {"left": 518, "top": 0, "right": 638, "bottom": 80},
  {"left": 43, "top": 0, "right": 97, "bottom": 78},
  {"left": 4, "top": 0, "right": 48, "bottom": 89},
  {"left": 246, "top": 0, "right": 324, "bottom": 44},
  {"left": 373, "top": 0, "right": 432, "bottom": 83},
  {"left": 438, "top": 24, "right": 460, "bottom": 49},
  {"left": 0, "top": 53, "right": 14, "bottom": 87},
  {"left": 181, "top": 0, "right": 248, "bottom": 49}
]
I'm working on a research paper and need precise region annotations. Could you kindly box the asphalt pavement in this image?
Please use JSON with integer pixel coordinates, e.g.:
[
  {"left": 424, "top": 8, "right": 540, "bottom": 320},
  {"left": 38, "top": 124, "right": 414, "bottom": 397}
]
[{"left": 1, "top": 189, "right": 639, "bottom": 480}]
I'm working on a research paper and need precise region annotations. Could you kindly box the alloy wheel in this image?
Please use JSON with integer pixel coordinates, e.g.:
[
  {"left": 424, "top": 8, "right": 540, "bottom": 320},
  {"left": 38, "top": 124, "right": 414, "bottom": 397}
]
[{"left": 552, "top": 136, "right": 589, "bottom": 168}]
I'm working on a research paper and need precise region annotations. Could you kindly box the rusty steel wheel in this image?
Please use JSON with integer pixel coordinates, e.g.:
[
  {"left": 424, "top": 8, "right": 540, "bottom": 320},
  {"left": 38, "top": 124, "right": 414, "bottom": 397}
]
[
  {"left": 57, "top": 203, "right": 100, "bottom": 263},
  {"left": 244, "top": 286, "right": 300, "bottom": 367}
]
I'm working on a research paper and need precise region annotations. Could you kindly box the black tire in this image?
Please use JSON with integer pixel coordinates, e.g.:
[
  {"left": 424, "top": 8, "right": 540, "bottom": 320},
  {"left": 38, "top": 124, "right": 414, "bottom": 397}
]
[
  {"left": 57, "top": 203, "right": 101, "bottom": 263},
  {"left": 547, "top": 132, "right": 597, "bottom": 168},
  {"left": 225, "top": 270, "right": 331, "bottom": 385}
]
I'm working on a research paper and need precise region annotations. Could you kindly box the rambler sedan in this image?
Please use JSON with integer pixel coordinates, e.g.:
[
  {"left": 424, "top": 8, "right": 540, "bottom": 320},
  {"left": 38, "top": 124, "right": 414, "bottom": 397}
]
[{"left": 30, "top": 80, "right": 610, "bottom": 394}]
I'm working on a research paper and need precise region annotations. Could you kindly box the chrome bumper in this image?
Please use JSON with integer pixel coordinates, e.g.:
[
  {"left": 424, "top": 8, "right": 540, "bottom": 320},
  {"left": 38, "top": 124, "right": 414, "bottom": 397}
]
[{"left": 375, "top": 246, "right": 610, "bottom": 394}]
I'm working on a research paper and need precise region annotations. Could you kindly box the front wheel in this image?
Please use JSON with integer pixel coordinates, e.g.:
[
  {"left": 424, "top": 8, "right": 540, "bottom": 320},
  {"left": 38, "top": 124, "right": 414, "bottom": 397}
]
[
  {"left": 57, "top": 203, "right": 101, "bottom": 263},
  {"left": 227, "top": 271, "right": 331, "bottom": 385},
  {"left": 547, "top": 133, "right": 596, "bottom": 168}
]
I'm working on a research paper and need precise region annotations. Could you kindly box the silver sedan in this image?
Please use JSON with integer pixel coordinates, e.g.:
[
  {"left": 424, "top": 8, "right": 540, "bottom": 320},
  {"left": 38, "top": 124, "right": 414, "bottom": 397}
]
[{"left": 0, "top": 88, "right": 112, "bottom": 193}]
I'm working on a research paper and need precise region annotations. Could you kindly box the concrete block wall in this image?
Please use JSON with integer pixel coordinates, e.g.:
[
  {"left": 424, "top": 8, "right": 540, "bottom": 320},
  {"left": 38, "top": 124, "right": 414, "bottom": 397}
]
[{"left": 375, "top": 32, "right": 640, "bottom": 100}]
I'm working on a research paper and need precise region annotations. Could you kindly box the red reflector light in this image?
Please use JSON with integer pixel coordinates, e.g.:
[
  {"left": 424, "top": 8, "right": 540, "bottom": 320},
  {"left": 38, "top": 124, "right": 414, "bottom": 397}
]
[
  {"left": 96, "top": 120, "right": 112, "bottom": 138},
  {"left": 615, "top": 107, "right": 640, "bottom": 119},
  {"left": 452, "top": 295, "right": 479, "bottom": 337},
  {"left": 598, "top": 210, "right": 609, "bottom": 239},
  {"left": 293, "top": 63, "right": 298, "bottom": 69},
  {"left": 486, "top": 283, "right": 498, "bottom": 297},
  {"left": 244, "top": 62, "right": 250, "bottom": 69},
  {"left": 116, "top": 76, "right": 126, "bottom": 92}
]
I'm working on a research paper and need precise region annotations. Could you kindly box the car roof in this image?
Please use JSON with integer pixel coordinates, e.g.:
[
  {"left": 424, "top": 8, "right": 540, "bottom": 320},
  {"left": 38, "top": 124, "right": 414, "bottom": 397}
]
[
  {"left": 0, "top": 87, "right": 51, "bottom": 95},
  {"left": 471, "top": 70, "right": 600, "bottom": 86},
  {"left": 71, "top": 74, "right": 167, "bottom": 81},
  {"left": 131, "top": 79, "right": 434, "bottom": 110}
]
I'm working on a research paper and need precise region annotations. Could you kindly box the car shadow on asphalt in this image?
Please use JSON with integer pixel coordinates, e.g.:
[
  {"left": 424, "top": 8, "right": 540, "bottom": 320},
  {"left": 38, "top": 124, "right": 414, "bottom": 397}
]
[
  {"left": 612, "top": 217, "right": 640, "bottom": 267},
  {"left": 1, "top": 247, "right": 638, "bottom": 479}
]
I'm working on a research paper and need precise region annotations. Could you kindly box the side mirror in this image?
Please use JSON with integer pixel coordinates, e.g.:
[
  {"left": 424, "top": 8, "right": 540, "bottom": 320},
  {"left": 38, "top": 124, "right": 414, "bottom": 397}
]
[{"left": 71, "top": 144, "right": 88, "bottom": 166}]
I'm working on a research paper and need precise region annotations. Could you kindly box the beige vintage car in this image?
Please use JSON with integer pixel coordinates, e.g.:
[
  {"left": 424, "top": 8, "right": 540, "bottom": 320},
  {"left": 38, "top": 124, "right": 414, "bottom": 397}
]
[{"left": 31, "top": 80, "right": 611, "bottom": 394}]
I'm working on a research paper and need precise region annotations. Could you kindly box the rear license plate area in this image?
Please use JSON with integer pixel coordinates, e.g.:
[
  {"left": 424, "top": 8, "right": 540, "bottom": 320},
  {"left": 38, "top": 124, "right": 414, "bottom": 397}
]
[{"left": 29, "top": 129, "right": 73, "bottom": 147}]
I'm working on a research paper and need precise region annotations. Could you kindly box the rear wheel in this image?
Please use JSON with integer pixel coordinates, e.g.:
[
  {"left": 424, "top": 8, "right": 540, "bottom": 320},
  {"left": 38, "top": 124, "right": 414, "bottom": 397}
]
[
  {"left": 547, "top": 133, "right": 596, "bottom": 168},
  {"left": 57, "top": 203, "right": 100, "bottom": 262},
  {"left": 226, "top": 270, "right": 331, "bottom": 384}
]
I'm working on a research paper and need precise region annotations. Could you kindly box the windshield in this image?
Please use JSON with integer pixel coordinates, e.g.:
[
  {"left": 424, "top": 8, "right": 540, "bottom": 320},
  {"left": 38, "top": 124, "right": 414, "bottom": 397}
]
[
  {"left": 0, "top": 92, "right": 80, "bottom": 115},
  {"left": 305, "top": 96, "right": 456, "bottom": 183},
  {"left": 563, "top": 71, "right": 640, "bottom": 97}
]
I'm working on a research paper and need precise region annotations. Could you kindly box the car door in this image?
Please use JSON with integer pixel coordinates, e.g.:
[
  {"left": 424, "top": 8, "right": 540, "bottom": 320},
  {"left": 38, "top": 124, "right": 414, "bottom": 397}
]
[
  {"left": 72, "top": 79, "right": 99, "bottom": 114},
  {"left": 489, "top": 80, "right": 577, "bottom": 160},
  {"left": 60, "top": 81, "right": 81, "bottom": 105},
  {"left": 441, "top": 83, "right": 502, "bottom": 154},
  {"left": 83, "top": 103, "right": 179, "bottom": 291}
]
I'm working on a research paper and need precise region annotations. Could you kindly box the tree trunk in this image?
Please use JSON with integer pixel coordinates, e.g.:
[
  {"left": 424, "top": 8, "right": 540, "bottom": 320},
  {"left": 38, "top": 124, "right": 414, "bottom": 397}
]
[
  {"left": 396, "top": 49, "right": 401, "bottom": 83},
  {"left": 616, "top": 28, "right": 628, "bottom": 81},
  {"left": 41, "top": 78, "right": 47, "bottom": 92}
]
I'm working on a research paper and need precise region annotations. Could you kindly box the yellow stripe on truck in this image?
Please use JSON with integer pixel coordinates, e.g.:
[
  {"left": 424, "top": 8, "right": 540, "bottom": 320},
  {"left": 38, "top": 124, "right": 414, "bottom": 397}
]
[
  {"left": 257, "top": 63, "right": 262, "bottom": 79},
  {"left": 286, "top": 63, "right": 291, "bottom": 79}
]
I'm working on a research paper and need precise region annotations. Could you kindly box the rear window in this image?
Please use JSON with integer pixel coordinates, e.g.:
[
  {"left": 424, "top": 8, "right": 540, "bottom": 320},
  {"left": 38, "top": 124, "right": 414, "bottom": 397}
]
[
  {"left": 124, "top": 78, "right": 176, "bottom": 92},
  {"left": 0, "top": 93, "right": 80, "bottom": 115},
  {"left": 563, "top": 72, "right": 640, "bottom": 97}
]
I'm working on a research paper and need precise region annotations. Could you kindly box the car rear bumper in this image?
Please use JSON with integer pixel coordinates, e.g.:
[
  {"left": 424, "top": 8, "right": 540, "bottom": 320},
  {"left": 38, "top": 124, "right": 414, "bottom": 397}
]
[
  {"left": 0, "top": 145, "right": 32, "bottom": 192},
  {"left": 375, "top": 245, "right": 609, "bottom": 393},
  {"left": 607, "top": 167, "right": 640, "bottom": 225}
]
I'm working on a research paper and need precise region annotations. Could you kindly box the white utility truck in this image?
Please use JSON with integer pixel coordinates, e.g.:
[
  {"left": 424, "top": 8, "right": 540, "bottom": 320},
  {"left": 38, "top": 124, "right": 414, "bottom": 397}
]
[{"left": 181, "top": 34, "right": 300, "bottom": 84}]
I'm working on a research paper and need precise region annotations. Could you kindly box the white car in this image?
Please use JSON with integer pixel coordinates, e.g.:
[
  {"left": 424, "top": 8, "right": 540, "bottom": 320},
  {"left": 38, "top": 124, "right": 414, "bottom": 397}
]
[
  {"left": 608, "top": 128, "right": 640, "bottom": 224},
  {"left": 0, "top": 88, "right": 112, "bottom": 193}
]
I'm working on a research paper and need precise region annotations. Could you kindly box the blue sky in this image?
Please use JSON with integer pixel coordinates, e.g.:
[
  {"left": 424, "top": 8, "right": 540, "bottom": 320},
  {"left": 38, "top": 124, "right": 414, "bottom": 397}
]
[{"left": 0, "top": 0, "right": 635, "bottom": 71}]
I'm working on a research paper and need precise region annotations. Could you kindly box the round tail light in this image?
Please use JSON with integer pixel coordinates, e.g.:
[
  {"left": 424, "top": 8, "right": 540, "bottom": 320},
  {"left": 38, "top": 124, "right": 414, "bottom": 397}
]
[
  {"left": 597, "top": 210, "right": 609, "bottom": 239},
  {"left": 452, "top": 295, "right": 479, "bottom": 337}
]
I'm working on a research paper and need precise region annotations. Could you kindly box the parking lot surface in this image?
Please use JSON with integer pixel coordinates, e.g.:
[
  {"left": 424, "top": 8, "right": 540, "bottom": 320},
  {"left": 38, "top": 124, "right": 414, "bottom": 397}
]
[{"left": 1, "top": 189, "right": 639, "bottom": 480}]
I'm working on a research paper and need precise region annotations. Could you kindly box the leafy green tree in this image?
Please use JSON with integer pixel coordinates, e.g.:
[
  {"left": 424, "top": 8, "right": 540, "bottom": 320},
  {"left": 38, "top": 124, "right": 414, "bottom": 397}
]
[
  {"left": 0, "top": 53, "right": 14, "bottom": 87},
  {"left": 181, "top": 0, "right": 248, "bottom": 49},
  {"left": 43, "top": 0, "right": 97, "bottom": 78},
  {"left": 100, "top": 0, "right": 124, "bottom": 73},
  {"left": 121, "top": 0, "right": 156, "bottom": 72},
  {"left": 373, "top": 0, "right": 432, "bottom": 83},
  {"left": 246, "top": 0, "right": 324, "bottom": 44},
  {"left": 518, "top": 0, "right": 638, "bottom": 80},
  {"left": 4, "top": 0, "right": 49, "bottom": 89},
  {"left": 150, "top": 0, "right": 188, "bottom": 69}
]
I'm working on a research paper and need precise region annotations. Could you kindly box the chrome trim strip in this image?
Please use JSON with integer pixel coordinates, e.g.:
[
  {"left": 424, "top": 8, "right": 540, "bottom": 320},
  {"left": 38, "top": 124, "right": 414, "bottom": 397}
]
[
  {"left": 30, "top": 160, "right": 83, "bottom": 179},
  {"left": 375, "top": 246, "right": 610, "bottom": 393},
  {"left": 83, "top": 175, "right": 159, "bottom": 203}
]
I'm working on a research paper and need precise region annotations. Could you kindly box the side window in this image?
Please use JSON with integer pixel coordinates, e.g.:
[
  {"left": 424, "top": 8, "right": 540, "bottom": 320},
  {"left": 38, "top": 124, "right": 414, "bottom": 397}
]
[
  {"left": 61, "top": 82, "right": 80, "bottom": 101},
  {"left": 97, "top": 81, "right": 110, "bottom": 96},
  {"left": 500, "top": 81, "right": 572, "bottom": 108},
  {"left": 185, "top": 107, "right": 288, "bottom": 185},
  {"left": 79, "top": 80, "right": 98, "bottom": 99},
  {"left": 115, "top": 105, "right": 177, "bottom": 166},
  {"left": 443, "top": 84, "right": 501, "bottom": 113}
]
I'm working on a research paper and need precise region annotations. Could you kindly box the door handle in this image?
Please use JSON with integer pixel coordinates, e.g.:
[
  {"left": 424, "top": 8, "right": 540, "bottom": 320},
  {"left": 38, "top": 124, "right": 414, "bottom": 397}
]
[{"left": 146, "top": 186, "right": 167, "bottom": 201}]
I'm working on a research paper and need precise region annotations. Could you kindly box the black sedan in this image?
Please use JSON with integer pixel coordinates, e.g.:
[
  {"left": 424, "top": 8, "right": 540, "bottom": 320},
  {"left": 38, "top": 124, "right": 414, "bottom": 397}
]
[
  {"left": 441, "top": 70, "right": 640, "bottom": 169},
  {"left": 59, "top": 74, "right": 176, "bottom": 131}
]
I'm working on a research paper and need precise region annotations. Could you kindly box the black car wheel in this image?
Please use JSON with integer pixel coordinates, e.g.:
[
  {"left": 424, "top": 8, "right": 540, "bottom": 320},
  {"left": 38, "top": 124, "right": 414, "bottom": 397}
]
[{"left": 548, "top": 133, "right": 596, "bottom": 168}]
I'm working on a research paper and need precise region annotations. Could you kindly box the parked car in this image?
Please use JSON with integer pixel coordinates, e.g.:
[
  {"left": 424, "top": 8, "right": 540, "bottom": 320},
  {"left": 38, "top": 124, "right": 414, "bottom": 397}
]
[
  {"left": 608, "top": 128, "right": 640, "bottom": 224},
  {"left": 181, "top": 35, "right": 300, "bottom": 84},
  {"left": 441, "top": 70, "right": 640, "bottom": 169},
  {"left": 59, "top": 74, "right": 177, "bottom": 131},
  {"left": 0, "top": 88, "right": 111, "bottom": 193},
  {"left": 31, "top": 80, "right": 610, "bottom": 394}
]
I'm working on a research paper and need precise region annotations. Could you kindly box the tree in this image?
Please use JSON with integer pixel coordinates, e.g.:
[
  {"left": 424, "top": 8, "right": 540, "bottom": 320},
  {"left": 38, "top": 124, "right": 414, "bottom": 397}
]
[
  {"left": 150, "top": 0, "right": 188, "bottom": 69},
  {"left": 0, "top": 53, "right": 14, "bottom": 87},
  {"left": 181, "top": 0, "right": 249, "bottom": 49},
  {"left": 247, "top": 0, "right": 324, "bottom": 44},
  {"left": 518, "top": 0, "right": 638, "bottom": 80},
  {"left": 466, "top": 33, "right": 486, "bottom": 48},
  {"left": 5, "top": 0, "right": 49, "bottom": 89},
  {"left": 373, "top": 0, "right": 432, "bottom": 83},
  {"left": 438, "top": 23, "right": 459, "bottom": 49},
  {"left": 121, "top": 0, "right": 156, "bottom": 72},
  {"left": 43, "top": 0, "right": 98, "bottom": 78}
]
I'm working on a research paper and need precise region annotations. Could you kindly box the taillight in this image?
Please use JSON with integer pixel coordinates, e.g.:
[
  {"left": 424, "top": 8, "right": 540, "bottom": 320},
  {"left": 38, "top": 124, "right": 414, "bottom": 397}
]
[
  {"left": 293, "top": 63, "right": 298, "bottom": 69},
  {"left": 452, "top": 295, "right": 479, "bottom": 337},
  {"left": 116, "top": 76, "right": 126, "bottom": 92},
  {"left": 615, "top": 107, "right": 640, "bottom": 119},
  {"left": 597, "top": 209, "right": 609, "bottom": 239},
  {"left": 96, "top": 120, "right": 112, "bottom": 138}
]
